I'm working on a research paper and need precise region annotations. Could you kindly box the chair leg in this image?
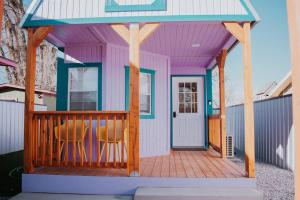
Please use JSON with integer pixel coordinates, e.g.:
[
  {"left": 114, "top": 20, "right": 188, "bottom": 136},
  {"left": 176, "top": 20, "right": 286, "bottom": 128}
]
[
  {"left": 82, "top": 144, "right": 87, "bottom": 162},
  {"left": 100, "top": 143, "right": 106, "bottom": 162},
  {"left": 60, "top": 142, "right": 64, "bottom": 160},
  {"left": 108, "top": 143, "right": 111, "bottom": 163},
  {"left": 77, "top": 142, "right": 81, "bottom": 159}
]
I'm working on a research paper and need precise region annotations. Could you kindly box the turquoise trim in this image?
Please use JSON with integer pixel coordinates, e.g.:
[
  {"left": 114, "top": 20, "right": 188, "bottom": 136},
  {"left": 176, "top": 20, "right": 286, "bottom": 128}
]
[
  {"left": 56, "top": 59, "right": 102, "bottom": 111},
  {"left": 56, "top": 48, "right": 68, "bottom": 111},
  {"left": 170, "top": 75, "right": 208, "bottom": 149},
  {"left": 206, "top": 70, "right": 213, "bottom": 115},
  {"left": 125, "top": 66, "right": 130, "bottom": 111},
  {"left": 125, "top": 66, "right": 156, "bottom": 119},
  {"left": 240, "top": 0, "right": 256, "bottom": 20},
  {"left": 19, "top": 0, "right": 43, "bottom": 27},
  {"left": 22, "top": 14, "right": 256, "bottom": 27},
  {"left": 105, "top": 0, "right": 166, "bottom": 12}
]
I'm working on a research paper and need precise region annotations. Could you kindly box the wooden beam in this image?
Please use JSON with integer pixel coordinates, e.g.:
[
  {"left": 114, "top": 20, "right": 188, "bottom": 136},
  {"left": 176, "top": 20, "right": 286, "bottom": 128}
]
[
  {"left": 225, "top": 22, "right": 255, "bottom": 178},
  {"left": 32, "top": 26, "right": 53, "bottom": 47},
  {"left": 217, "top": 49, "right": 227, "bottom": 158},
  {"left": 223, "top": 22, "right": 245, "bottom": 43},
  {"left": 111, "top": 24, "right": 130, "bottom": 44},
  {"left": 139, "top": 23, "right": 160, "bottom": 44},
  {"left": 287, "top": 0, "right": 300, "bottom": 199},
  {"left": 24, "top": 27, "right": 51, "bottom": 173}
]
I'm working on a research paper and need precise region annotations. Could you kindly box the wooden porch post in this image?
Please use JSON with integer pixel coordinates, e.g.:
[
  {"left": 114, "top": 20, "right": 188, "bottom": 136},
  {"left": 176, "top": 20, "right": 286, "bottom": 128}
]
[
  {"left": 224, "top": 22, "right": 255, "bottom": 178},
  {"left": 286, "top": 1, "right": 300, "bottom": 199},
  {"left": 111, "top": 23, "right": 159, "bottom": 176},
  {"left": 128, "top": 23, "right": 140, "bottom": 176},
  {"left": 24, "top": 26, "right": 52, "bottom": 173},
  {"left": 217, "top": 49, "right": 228, "bottom": 158}
]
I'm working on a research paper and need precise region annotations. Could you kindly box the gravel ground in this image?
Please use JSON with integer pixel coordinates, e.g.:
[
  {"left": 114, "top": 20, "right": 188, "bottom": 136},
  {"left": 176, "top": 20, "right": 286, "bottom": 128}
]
[{"left": 231, "top": 158, "right": 294, "bottom": 200}]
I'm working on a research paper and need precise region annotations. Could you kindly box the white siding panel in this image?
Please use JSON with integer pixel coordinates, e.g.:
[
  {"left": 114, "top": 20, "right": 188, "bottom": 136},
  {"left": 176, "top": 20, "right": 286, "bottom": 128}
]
[
  {"left": 32, "top": 0, "right": 249, "bottom": 21},
  {"left": 0, "top": 101, "right": 46, "bottom": 155}
]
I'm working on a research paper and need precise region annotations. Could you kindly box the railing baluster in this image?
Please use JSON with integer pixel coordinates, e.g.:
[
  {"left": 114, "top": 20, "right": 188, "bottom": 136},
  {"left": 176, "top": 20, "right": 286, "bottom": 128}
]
[
  {"left": 41, "top": 115, "right": 46, "bottom": 165},
  {"left": 31, "top": 114, "right": 36, "bottom": 166},
  {"left": 65, "top": 116, "right": 69, "bottom": 166},
  {"left": 49, "top": 116, "right": 53, "bottom": 166},
  {"left": 36, "top": 116, "right": 39, "bottom": 165},
  {"left": 72, "top": 116, "right": 76, "bottom": 167},
  {"left": 80, "top": 115, "right": 85, "bottom": 167},
  {"left": 113, "top": 116, "right": 117, "bottom": 167},
  {"left": 97, "top": 115, "right": 101, "bottom": 167},
  {"left": 121, "top": 115, "right": 125, "bottom": 167},
  {"left": 126, "top": 113, "right": 129, "bottom": 166},
  {"left": 105, "top": 116, "right": 109, "bottom": 166},
  {"left": 89, "top": 115, "right": 93, "bottom": 167},
  {"left": 57, "top": 115, "right": 61, "bottom": 166}
]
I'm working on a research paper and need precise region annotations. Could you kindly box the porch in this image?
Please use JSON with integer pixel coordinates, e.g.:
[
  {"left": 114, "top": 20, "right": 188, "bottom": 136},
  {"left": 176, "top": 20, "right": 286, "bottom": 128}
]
[{"left": 33, "top": 148, "right": 244, "bottom": 178}]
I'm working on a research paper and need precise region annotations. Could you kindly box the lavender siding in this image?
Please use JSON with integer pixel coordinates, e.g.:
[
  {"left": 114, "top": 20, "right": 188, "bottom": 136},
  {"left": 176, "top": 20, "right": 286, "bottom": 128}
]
[
  {"left": 104, "top": 44, "right": 171, "bottom": 157},
  {"left": 64, "top": 43, "right": 170, "bottom": 157},
  {"left": 171, "top": 66, "right": 206, "bottom": 75},
  {"left": 64, "top": 44, "right": 103, "bottom": 63}
]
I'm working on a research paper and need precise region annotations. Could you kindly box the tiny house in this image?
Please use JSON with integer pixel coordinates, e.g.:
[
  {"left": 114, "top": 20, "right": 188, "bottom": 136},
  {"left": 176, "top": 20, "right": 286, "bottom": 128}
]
[{"left": 21, "top": 0, "right": 260, "bottom": 195}]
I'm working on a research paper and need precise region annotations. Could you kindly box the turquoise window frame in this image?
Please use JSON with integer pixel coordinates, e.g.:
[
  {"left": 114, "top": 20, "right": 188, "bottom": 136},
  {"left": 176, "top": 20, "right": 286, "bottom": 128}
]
[
  {"left": 56, "top": 51, "right": 102, "bottom": 111},
  {"left": 125, "top": 66, "right": 156, "bottom": 119},
  {"left": 105, "top": 0, "right": 167, "bottom": 12}
]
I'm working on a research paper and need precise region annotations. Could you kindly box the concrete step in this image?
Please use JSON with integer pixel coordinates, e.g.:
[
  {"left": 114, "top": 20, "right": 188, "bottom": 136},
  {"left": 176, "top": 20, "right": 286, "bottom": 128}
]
[
  {"left": 10, "top": 193, "right": 133, "bottom": 200},
  {"left": 134, "top": 187, "right": 263, "bottom": 200}
]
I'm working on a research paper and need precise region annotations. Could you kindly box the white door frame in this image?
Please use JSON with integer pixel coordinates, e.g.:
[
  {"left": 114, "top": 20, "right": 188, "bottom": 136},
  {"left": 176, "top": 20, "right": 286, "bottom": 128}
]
[{"left": 170, "top": 75, "right": 207, "bottom": 149}]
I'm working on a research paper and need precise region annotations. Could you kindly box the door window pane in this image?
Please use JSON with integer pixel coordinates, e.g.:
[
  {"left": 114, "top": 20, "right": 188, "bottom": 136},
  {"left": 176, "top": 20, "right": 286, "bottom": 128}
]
[
  {"left": 68, "top": 67, "right": 98, "bottom": 111},
  {"left": 178, "top": 81, "right": 198, "bottom": 113}
]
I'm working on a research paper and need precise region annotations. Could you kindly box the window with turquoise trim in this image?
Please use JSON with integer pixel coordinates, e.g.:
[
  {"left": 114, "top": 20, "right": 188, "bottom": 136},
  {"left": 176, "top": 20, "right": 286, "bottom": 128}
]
[
  {"left": 68, "top": 67, "right": 98, "bottom": 111},
  {"left": 125, "top": 66, "right": 155, "bottom": 119}
]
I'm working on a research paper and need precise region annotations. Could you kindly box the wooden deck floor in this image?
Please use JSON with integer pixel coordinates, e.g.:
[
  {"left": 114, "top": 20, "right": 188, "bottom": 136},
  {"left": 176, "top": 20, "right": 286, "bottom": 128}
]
[{"left": 35, "top": 148, "right": 245, "bottom": 178}]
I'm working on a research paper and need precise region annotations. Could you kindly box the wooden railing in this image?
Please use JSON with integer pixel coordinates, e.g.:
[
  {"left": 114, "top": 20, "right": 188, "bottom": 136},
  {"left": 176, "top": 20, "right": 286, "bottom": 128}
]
[
  {"left": 208, "top": 114, "right": 221, "bottom": 152},
  {"left": 29, "top": 111, "right": 129, "bottom": 169}
]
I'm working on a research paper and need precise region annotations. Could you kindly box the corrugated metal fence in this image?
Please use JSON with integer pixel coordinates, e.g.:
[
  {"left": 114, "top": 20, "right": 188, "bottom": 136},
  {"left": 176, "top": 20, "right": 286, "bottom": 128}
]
[
  {"left": 226, "top": 95, "right": 294, "bottom": 170},
  {"left": 0, "top": 100, "right": 47, "bottom": 155}
]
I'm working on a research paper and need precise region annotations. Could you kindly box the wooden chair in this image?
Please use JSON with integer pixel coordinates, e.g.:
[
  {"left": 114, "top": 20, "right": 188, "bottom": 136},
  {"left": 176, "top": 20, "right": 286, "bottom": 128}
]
[
  {"left": 96, "top": 120, "right": 127, "bottom": 163},
  {"left": 54, "top": 120, "right": 88, "bottom": 161}
]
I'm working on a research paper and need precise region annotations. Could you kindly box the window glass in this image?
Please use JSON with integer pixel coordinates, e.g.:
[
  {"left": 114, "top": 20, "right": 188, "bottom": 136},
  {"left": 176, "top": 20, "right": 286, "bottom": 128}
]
[
  {"left": 68, "top": 67, "right": 98, "bottom": 111},
  {"left": 140, "top": 72, "right": 152, "bottom": 114}
]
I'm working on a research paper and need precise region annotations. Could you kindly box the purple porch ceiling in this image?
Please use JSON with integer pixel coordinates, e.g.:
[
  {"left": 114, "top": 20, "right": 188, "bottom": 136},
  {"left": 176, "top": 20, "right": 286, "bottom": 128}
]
[{"left": 49, "top": 22, "right": 235, "bottom": 68}]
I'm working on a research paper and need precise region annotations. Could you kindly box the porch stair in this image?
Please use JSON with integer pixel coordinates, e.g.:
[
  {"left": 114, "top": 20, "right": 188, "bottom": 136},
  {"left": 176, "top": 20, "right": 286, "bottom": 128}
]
[{"left": 134, "top": 187, "right": 263, "bottom": 200}]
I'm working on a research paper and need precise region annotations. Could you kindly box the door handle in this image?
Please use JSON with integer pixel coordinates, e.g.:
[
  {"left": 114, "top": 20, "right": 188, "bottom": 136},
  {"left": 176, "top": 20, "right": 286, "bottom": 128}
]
[{"left": 173, "top": 112, "right": 176, "bottom": 118}]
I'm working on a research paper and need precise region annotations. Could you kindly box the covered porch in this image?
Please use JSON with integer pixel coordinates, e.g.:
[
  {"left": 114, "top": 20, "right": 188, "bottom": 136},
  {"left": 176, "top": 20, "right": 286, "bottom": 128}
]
[
  {"left": 23, "top": 20, "right": 256, "bottom": 178},
  {"left": 22, "top": 5, "right": 257, "bottom": 180}
]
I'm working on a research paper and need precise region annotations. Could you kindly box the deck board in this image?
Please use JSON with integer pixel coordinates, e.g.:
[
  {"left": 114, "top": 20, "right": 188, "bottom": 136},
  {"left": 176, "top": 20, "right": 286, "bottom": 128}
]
[{"left": 35, "top": 148, "right": 245, "bottom": 178}]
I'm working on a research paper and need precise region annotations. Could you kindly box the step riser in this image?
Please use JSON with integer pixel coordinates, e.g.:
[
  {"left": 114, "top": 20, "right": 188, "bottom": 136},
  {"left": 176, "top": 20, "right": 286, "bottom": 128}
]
[
  {"left": 134, "top": 188, "right": 264, "bottom": 200},
  {"left": 23, "top": 174, "right": 257, "bottom": 195}
]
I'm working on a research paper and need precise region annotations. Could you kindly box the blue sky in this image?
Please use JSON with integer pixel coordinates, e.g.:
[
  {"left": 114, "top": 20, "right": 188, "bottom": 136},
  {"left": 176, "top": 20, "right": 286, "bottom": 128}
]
[
  {"left": 224, "top": 0, "right": 290, "bottom": 104},
  {"left": 22, "top": 0, "right": 290, "bottom": 104}
]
